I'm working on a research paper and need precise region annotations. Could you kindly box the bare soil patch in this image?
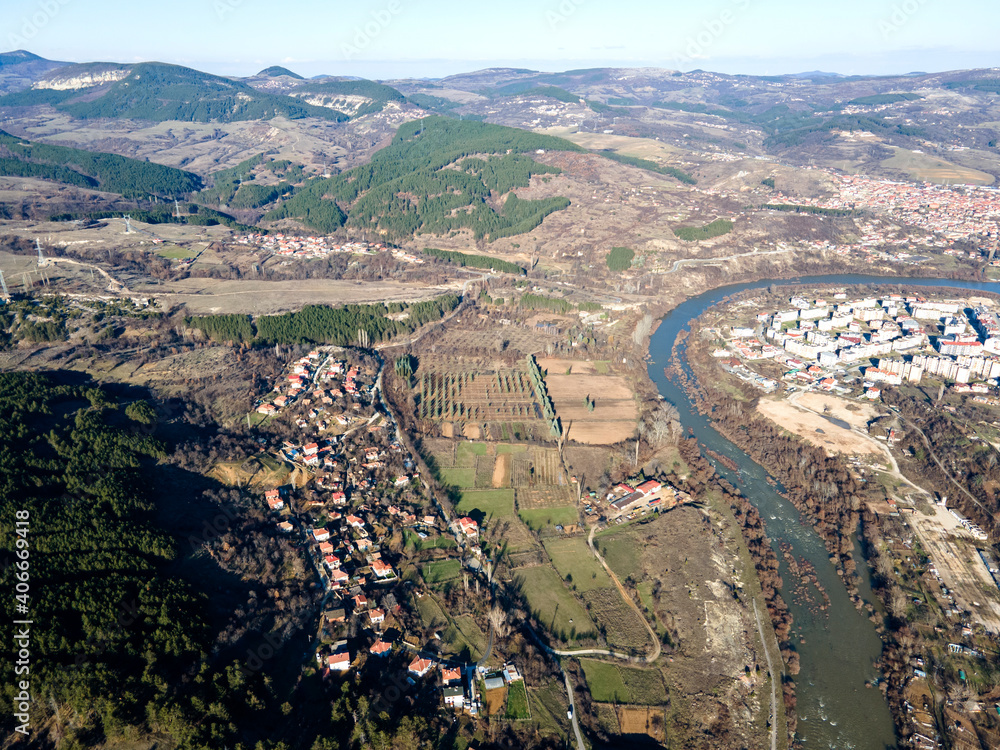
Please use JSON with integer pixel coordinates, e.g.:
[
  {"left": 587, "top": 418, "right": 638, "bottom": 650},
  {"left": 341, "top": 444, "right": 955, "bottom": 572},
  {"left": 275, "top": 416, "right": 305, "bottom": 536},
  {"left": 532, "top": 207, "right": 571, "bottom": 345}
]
[
  {"left": 757, "top": 397, "right": 883, "bottom": 456},
  {"left": 493, "top": 453, "right": 511, "bottom": 488},
  {"left": 543, "top": 370, "right": 638, "bottom": 445}
]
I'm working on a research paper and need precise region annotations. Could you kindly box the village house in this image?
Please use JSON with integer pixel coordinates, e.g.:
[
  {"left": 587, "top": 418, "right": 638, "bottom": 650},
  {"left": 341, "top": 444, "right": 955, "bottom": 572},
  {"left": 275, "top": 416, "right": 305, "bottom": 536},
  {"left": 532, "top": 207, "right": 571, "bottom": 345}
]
[
  {"left": 325, "top": 652, "right": 351, "bottom": 673},
  {"left": 370, "top": 639, "right": 392, "bottom": 657},
  {"left": 408, "top": 657, "right": 436, "bottom": 678}
]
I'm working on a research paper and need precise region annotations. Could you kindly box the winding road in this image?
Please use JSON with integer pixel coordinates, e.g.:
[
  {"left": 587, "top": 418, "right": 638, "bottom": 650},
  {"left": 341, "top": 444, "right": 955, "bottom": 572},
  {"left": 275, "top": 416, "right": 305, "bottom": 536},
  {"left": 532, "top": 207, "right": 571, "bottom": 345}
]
[
  {"left": 587, "top": 525, "right": 662, "bottom": 663},
  {"left": 666, "top": 246, "right": 795, "bottom": 274}
]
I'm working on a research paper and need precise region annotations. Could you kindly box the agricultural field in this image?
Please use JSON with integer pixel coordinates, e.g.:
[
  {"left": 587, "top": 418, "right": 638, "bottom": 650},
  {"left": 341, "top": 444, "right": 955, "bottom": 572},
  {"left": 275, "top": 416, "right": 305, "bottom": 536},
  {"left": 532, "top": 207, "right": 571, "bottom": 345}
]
[
  {"left": 536, "top": 358, "right": 638, "bottom": 445},
  {"left": 581, "top": 588, "right": 652, "bottom": 653},
  {"left": 404, "top": 529, "right": 456, "bottom": 551},
  {"left": 453, "top": 489, "right": 516, "bottom": 521},
  {"left": 518, "top": 506, "right": 580, "bottom": 531},
  {"left": 515, "top": 565, "right": 597, "bottom": 642},
  {"left": 433, "top": 325, "right": 559, "bottom": 354},
  {"left": 418, "top": 367, "right": 542, "bottom": 423},
  {"left": 543, "top": 538, "right": 611, "bottom": 591},
  {"left": 506, "top": 681, "right": 531, "bottom": 720},
  {"left": 580, "top": 660, "right": 669, "bottom": 705}
]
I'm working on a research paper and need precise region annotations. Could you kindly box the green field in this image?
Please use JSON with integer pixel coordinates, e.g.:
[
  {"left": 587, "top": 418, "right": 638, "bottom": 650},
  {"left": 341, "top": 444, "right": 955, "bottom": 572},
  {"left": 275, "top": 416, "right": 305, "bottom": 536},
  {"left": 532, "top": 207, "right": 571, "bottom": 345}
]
[
  {"left": 516, "top": 565, "right": 597, "bottom": 641},
  {"left": 456, "top": 441, "right": 489, "bottom": 464},
  {"left": 416, "top": 592, "right": 449, "bottom": 630},
  {"left": 455, "top": 489, "right": 516, "bottom": 520},
  {"left": 506, "top": 680, "right": 531, "bottom": 719},
  {"left": 580, "top": 660, "right": 628, "bottom": 702},
  {"left": 543, "top": 537, "right": 612, "bottom": 591},
  {"left": 594, "top": 534, "right": 642, "bottom": 581},
  {"left": 157, "top": 245, "right": 195, "bottom": 259},
  {"left": 519, "top": 506, "right": 580, "bottom": 531},
  {"left": 440, "top": 467, "right": 477, "bottom": 487},
  {"left": 496, "top": 443, "right": 529, "bottom": 455},
  {"left": 581, "top": 660, "right": 668, "bottom": 704},
  {"left": 445, "top": 614, "right": 488, "bottom": 661},
  {"left": 404, "top": 529, "right": 457, "bottom": 551},
  {"left": 421, "top": 559, "right": 462, "bottom": 584}
]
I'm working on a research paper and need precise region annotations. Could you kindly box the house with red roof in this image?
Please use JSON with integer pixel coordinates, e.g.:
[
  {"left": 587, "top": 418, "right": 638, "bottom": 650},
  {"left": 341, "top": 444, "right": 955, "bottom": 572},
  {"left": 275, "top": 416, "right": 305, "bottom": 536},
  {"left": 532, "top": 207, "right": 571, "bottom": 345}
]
[
  {"left": 636, "top": 479, "right": 662, "bottom": 496},
  {"left": 441, "top": 667, "right": 462, "bottom": 685},
  {"left": 312, "top": 528, "right": 330, "bottom": 543},
  {"left": 457, "top": 517, "right": 478, "bottom": 537},
  {"left": 408, "top": 657, "right": 435, "bottom": 677},
  {"left": 368, "top": 608, "right": 385, "bottom": 625},
  {"left": 370, "top": 640, "right": 392, "bottom": 657},
  {"left": 325, "top": 652, "right": 351, "bottom": 672},
  {"left": 371, "top": 560, "right": 394, "bottom": 579}
]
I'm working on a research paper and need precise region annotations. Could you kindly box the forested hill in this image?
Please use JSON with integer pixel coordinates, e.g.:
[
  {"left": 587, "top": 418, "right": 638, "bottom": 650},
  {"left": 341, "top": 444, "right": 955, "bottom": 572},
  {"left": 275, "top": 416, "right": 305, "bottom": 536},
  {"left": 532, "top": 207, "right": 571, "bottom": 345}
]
[
  {"left": 0, "top": 129, "right": 203, "bottom": 197},
  {"left": 0, "top": 373, "right": 211, "bottom": 743},
  {"left": 265, "top": 115, "right": 582, "bottom": 240},
  {"left": 291, "top": 79, "right": 406, "bottom": 116},
  {"left": 0, "top": 62, "right": 349, "bottom": 123}
]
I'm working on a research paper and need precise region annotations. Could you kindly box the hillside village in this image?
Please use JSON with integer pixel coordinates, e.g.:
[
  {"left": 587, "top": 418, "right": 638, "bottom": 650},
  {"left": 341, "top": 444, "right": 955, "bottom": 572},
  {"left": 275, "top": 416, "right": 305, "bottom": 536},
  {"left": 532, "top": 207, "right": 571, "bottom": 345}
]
[{"left": 244, "top": 344, "right": 689, "bottom": 722}]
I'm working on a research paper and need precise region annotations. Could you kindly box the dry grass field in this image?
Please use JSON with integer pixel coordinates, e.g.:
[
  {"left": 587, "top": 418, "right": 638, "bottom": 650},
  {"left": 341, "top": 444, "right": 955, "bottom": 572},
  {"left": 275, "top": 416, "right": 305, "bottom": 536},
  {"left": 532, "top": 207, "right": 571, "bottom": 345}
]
[
  {"left": 881, "top": 147, "right": 994, "bottom": 186},
  {"left": 134, "top": 277, "right": 464, "bottom": 314},
  {"left": 536, "top": 358, "right": 638, "bottom": 445}
]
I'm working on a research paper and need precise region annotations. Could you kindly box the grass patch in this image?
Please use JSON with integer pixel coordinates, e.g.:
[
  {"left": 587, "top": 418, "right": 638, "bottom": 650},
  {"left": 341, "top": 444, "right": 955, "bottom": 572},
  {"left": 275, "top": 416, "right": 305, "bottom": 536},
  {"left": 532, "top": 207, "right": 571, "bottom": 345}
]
[
  {"left": 445, "top": 614, "right": 488, "bottom": 661},
  {"left": 593, "top": 361, "right": 610, "bottom": 374},
  {"left": 516, "top": 565, "right": 597, "bottom": 641},
  {"left": 497, "top": 443, "right": 529, "bottom": 455},
  {"left": 405, "top": 529, "right": 456, "bottom": 551},
  {"left": 506, "top": 680, "right": 531, "bottom": 719},
  {"left": 581, "top": 659, "right": 629, "bottom": 702},
  {"left": 457, "top": 441, "right": 489, "bottom": 464},
  {"left": 440, "top": 467, "right": 477, "bottom": 487},
  {"left": 455, "top": 489, "right": 516, "bottom": 520},
  {"left": 421, "top": 559, "right": 462, "bottom": 584},
  {"left": 157, "top": 244, "right": 195, "bottom": 259},
  {"left": 543, "top": 537, "right": 612, "bottom": 591},
  {"left": 581, "top": 660, "right": 668, "bottom": 704},
  {"left": 519, "top": 506, "right": 580, "bottom": 531},
  {"left": 595, "top": 535, "right": 642, "bottom": 581},
  {"left": 674, "top": 218, "right": 733, "bottom": 242},
  {"left": 416, "top": 592, "right": 448, "bottom": 630}
]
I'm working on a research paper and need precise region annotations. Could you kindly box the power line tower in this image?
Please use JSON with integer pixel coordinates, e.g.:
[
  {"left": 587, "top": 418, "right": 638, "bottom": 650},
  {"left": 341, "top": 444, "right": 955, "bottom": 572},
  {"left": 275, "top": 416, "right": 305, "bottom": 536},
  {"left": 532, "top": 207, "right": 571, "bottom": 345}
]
[
  {"left": 174, "top": 199, "right": 182, "bottom": 219},
  {"left": 123, "top": 215, "right": 133, "bottom": 234},
  {"left": 36, "top": 238, "right": 46, "bottom": 268},
  {"left": 0, "top": 269, "right": 9, "bottom": 300}
]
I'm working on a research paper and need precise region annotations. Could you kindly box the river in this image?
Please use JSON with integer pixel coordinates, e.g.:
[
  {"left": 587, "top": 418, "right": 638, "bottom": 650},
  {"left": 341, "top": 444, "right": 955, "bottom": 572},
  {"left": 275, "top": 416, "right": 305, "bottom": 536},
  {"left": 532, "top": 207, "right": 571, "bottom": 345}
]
[{"left": 647, "top": 274, "right": 1000, "bottom": 749}]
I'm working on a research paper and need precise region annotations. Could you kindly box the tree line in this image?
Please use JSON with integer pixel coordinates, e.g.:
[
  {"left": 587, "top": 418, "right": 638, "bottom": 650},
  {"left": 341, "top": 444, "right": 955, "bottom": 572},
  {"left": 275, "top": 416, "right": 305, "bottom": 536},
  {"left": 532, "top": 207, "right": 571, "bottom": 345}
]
[
  {"left": 187, "top": 295, "right": 460, "bottom": 346},
  {"left": 423, "top": 247, "right": 526, "bottom": 274}
]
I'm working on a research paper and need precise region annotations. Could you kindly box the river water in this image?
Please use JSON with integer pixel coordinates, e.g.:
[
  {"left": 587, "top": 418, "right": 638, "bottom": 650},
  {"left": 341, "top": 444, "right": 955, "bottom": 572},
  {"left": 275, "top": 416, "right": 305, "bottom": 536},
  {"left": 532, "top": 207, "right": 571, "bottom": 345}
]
[{"left": 647, "top": 274, "right": 1000, "bottom": 749}]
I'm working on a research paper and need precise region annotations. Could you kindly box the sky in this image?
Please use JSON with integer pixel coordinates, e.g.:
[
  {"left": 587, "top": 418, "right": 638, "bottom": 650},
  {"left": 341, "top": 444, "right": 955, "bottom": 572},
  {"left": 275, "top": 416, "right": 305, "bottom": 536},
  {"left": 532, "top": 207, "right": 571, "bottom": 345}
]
[{"left": 5, "top": 0, "right": 1000, "bottom": 79}]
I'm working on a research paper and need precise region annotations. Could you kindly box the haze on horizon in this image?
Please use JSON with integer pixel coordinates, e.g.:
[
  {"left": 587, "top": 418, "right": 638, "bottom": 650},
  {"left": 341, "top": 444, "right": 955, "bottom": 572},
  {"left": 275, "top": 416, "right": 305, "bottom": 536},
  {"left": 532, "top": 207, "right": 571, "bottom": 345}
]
[{"left": 5, "top": 0, "right": 999, "bottom": 80}]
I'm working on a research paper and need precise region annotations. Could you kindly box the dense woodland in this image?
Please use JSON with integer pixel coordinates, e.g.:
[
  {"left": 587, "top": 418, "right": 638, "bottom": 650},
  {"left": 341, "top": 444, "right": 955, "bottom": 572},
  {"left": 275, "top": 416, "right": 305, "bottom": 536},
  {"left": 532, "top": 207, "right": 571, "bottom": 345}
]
[
  {"left": 266, "top": 117, "right": 580, "bottom": 239},
  {"left": 0, "top": 129, "right": 202, "bottom": 198},
  {"left": 187, "top": 295, "right": 460, "bottom": 346},
  {"left": 423, "top": 247, "right": 526, "bottom": 275}
]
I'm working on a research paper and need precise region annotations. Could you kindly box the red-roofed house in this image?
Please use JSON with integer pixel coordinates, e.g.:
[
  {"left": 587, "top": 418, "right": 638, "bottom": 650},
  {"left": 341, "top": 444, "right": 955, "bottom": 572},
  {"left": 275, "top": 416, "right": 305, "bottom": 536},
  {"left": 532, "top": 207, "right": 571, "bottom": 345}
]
[
  {"left": 368, "top": 608, "right": 385, "bottom": 625},
  {"left": 329, "top": 568, "right": 349, "bottom": 586},
  {"left": 304, "top": 442, "right": 319, "bottom": 456},
  {"left": 267, "top": 496, "right": 284, "bottom": 511},
  {"left": 408, "top": 657, "right": 435, "bottom": 677},
  {"left": 325, "top": 652, "right": 351, "bottom": 672},
  {"left": 441, "top": 667, "right": 462, "bottom": 685},
  {"left": 319, "top": 541, "right": 335, "bottom": 555},
  {"left": 312, "top": 528, "right": 330, "bottom": 543},
  {"left": 370, "top": 640, "right": 392, "bottom": 657},
  {"left": 371, "top": 560, "right": 394, "bottom": 579},
  {"left": 324, "top": 554, "right": 341, "bottom": 570},
  {"left": 457, "top": 517, "right": 478, "bottom": 537},
  {"left": 346, "top": 515, "right": 365, "bottom": 529},
  {"left": 353, "top": 594, "right": 368, "bottom": 610}
]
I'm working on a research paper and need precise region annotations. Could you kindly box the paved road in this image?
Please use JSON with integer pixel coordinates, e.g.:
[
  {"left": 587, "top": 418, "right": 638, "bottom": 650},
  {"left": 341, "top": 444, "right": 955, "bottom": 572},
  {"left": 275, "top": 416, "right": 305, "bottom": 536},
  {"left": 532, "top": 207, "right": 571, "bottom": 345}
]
[
  {"left": 587, "top": 525, "right": 661, "bottom": 663},
  {"left": 753, "top": 599, "right": 779, "bottom": 750},
  {"left": 563, "top": 668, "right": 586, "bottom": 750}
]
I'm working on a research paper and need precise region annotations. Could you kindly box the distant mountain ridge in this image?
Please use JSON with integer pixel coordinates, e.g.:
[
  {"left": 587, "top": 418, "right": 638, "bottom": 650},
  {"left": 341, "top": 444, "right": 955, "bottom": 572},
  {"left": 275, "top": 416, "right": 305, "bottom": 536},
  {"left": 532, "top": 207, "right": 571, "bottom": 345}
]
[{"left": 0, "top": 61, "right": 349, "bottom": 123}]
